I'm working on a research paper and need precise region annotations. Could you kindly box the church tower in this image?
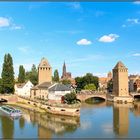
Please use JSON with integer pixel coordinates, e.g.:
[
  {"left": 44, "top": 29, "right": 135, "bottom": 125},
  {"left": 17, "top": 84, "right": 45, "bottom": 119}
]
[
  {"left": 38, "top": 57, "right": 52, "bottom": 85},
  {"left": 113, "top": 61, "right": 129, "bottom": 97},
  {"left": 62, "top": 61, "right": 66, "bottom": 79}
]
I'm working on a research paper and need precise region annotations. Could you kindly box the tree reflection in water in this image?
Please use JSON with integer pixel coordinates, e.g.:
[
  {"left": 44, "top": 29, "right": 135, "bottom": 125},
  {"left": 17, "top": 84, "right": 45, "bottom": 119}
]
[
  {"left": 130, "top": 101, "right": 140, "bottom": 117},
  {"left": 0, "top": 114, "right": 14, "bottom": 139},
  {"left": 21, "top": 108, "right": 80, "bottom": 138},
  {"left": 1, "top": 101, "right": 140, "bottom": 138},
  {"left": 19, "top": 117, "right": 25, "bottom": 130}
]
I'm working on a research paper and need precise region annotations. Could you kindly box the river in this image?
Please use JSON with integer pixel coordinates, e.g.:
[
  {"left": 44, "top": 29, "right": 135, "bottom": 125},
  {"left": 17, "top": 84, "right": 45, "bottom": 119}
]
[{"left": 0, "top": 101, "right": 140, "bottom": 139}]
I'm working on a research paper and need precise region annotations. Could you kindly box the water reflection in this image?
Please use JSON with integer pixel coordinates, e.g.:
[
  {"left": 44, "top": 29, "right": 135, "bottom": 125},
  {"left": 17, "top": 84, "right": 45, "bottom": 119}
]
[
  {"left": 22, "top": 108, "right": 80, "bottom": 138},
  {"left": 19, "top": 117, "right": 25, "bottom": 130},
  {"left": 113, "top": 103, "right": 131, "bottom": 137},
  {"left": 1, "top": 101, "right": 140, "bottom": 138},
  {"left": 0, "top": 115, "right": 14, "bottom": 139},
  {"left": 132, "top": 102, "right": 140, "bottom": 117}
]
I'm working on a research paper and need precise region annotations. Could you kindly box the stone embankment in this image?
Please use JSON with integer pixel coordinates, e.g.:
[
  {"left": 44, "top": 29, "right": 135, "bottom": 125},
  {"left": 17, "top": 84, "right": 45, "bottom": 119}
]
[{"left": 13, "top": 96, "right": 81, "bottom": 117}]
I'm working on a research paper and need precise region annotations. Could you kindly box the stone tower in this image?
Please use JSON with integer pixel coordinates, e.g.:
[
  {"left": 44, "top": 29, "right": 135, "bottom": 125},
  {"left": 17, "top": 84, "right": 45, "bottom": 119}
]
[
  {"left": 113, "top": 61, "right": 129, "bottom": 97},
  {"left": 38, "top": 57, "right": 52, "bottom": 84},
  {"left": 62, "top": 61, "right": 66, "bottom": 79}
]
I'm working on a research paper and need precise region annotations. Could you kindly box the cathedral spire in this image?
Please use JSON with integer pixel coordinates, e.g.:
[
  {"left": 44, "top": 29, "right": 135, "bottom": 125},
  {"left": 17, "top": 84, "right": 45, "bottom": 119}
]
[{"left": 62, "top": 61, "right": 66, "bottom": 78}]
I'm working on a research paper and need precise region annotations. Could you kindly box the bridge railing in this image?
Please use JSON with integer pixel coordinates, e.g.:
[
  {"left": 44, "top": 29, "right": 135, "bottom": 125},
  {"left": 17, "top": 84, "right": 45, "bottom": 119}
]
[{"left": 78, "top": 90, "right": 107, "bottom": 95}]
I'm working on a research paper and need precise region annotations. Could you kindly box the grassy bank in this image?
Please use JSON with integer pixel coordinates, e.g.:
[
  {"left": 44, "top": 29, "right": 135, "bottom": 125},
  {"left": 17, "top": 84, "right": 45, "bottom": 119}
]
[{"left": 6, "top": 102, "right": 46, "bottom": 113}]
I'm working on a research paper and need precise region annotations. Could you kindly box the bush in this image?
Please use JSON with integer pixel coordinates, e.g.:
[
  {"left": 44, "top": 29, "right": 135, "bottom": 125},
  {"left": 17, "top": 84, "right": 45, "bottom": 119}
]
[
  {"left": 84, "top": 84, "right": 96, "bottom": 90},
  {"left": 64, "top": 92, "right": 77, "bottom": 104}
]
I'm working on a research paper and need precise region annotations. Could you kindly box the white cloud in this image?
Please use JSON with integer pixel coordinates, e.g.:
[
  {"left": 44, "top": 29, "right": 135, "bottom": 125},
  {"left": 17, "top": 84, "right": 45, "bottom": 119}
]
[
  {"left": 10, "top": 25, "right": 22, "bottom": 30},
  {"left": 99, "top": 34, "right": 119, "bottom": 43},
  {"left": 132, "top": 53, "right": 140, "bottom": 56},
  {"left": 0, "top": 17, "right": 22, "bottom": 30},
  {"left": 127, "top": 18, "right": 140, "bottom": 24},
  {"left": 0, "top": 17, "right": 10, "bottom": 27},
  {"left": 122, "top": 18, "right": 140, "bottom": 28},
  {"left": 133, "top": 1, "right": 140, "bottom": 5},
  {"left": 77, "top": 39, "right": 92, "bottom": 45}
]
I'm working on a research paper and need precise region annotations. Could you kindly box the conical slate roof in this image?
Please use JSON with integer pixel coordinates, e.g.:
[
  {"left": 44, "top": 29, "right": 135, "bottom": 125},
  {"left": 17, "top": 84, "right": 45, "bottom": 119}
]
[
  {"left": 38, "top": 57, "right": 51, "bottom": 67},
  {"left": 114, "top": 61, "right": 127, "bottom": 69}
]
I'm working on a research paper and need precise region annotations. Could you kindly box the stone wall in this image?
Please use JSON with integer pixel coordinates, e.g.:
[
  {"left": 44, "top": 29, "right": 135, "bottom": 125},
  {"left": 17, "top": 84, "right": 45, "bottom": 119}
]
[
  {"left": 0, "top": 94, "right": 18, "bottom": 103},
  {"left": 17, "top": 96, "right": 80, "bottom": 117}
]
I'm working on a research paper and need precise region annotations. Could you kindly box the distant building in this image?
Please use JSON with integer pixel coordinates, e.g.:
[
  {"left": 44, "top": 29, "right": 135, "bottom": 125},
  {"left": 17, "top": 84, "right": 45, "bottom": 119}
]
[
  {"left": 61, "top": 61, "right": 75, "bottom": 85},
  {"left": 107, "top": 71, "right": 112, "bottom": 81},
  {"left": 61, "top": 61, "right": 72, "bottom": 79},
  {"left": 99, "top": 71, "right": 112, "bottom": 90},
  {"left": 31, "top": 58, "right": 53, "bottom": 100},
  {"left": 15, "top": 80, "right": 34, "bottom": 97},
  {"left": 31, "top": 58, "right": 72, "bottom": 102},
  {"left": 48, "top": 83, "right": 71, "bottom": 103},
  {"left": 99, "top": 77, "right": 108, "bottom": 90},
  {"left": 129, "top": 75, "right": 140, "bottom": 92}
]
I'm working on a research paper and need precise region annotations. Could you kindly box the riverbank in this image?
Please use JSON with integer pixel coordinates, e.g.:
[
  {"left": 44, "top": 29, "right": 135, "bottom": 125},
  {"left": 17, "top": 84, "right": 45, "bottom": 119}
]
[
  {"left": 7, "top": 101, "right": 46, "bottom": 113},
  {"left": 6, "top": 96, "right": 81, "bottom": 117}
]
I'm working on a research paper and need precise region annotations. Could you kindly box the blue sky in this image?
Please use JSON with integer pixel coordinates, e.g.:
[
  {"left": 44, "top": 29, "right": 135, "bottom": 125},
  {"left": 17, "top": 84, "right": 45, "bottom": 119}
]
[{"left": 0, "top": 2, "right": 140, "bottom": 78}]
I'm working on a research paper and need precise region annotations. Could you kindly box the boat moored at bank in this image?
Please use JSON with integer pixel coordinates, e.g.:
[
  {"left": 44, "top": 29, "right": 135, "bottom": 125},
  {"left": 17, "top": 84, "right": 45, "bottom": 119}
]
[{"left": 0, "top": 105, "right": 22, "bottom": 117}]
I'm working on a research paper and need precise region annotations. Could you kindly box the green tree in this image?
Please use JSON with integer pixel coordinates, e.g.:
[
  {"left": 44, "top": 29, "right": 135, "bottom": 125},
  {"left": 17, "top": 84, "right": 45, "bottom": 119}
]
[
  {"left": 18, "top": 65, "right": 25, "bottom": 83},
  {"left": 75, "top": 77, "right": 85, "bottom": 91},
  {"left": 1, "top": 53, "right": 15, "bottom": 94},
  {"left": 75, "top": 73, "right": 99, "bottom": 91},
  {"left": 25, "top": 64, "right": 38, "bottom": 85},
  {"left": 83, "top": 73, "right": 99, "bottom": 89},
  {"left": 61, "top": 79, "right": 71, "bottom": 85},
  {"left": 53, "top": 69, "right": 59, "bottom": 82},
  {"left": 0, "top": 78, "right": 2, "bottom": 93},
  {"left": 64, "top": 92, "right": 77, "bottom": 104},
  {"left": 84, "top": 84, "right": 96, "bottom": 90}
]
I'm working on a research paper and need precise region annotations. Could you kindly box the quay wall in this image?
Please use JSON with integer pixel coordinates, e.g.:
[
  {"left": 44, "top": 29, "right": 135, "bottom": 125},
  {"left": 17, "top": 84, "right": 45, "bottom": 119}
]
[
  {"left": 17, "top": 96, "right": 80, "bottom": 117},
  {"left": 0, "top": 94, "right": 18, "bottom": 103}
]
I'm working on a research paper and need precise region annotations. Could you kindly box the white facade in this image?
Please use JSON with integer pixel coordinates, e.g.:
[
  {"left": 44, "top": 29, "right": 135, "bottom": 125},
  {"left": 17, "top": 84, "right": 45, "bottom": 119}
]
[
  {"left": 48, "top": 90, "right": 71, "bottom": 101},
  {"left": 15, "top": 81, "right": 34, "bottom": 97}
]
